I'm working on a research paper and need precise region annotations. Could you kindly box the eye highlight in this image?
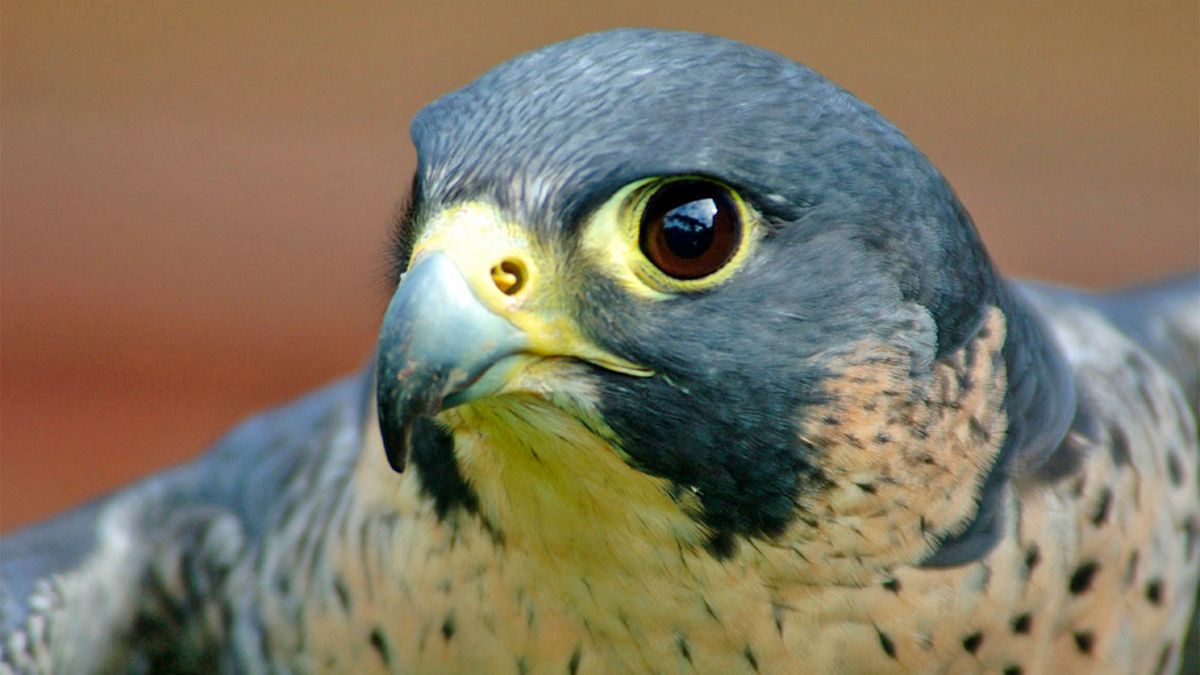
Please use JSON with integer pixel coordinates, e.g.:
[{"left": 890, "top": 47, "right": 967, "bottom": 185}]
[{"left": 638, "top": 180, "right": 741, "bottom": 281}]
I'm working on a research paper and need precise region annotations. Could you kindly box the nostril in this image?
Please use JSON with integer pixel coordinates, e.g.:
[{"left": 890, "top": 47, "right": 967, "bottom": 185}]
[{"left": 490, "top": 258, "right": 527, "bottom": 296}]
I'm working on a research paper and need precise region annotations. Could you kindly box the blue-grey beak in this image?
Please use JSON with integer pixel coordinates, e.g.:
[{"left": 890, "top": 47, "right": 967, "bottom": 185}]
[{"left": 375, "top": 253, "right": 528, "bottom": 472}]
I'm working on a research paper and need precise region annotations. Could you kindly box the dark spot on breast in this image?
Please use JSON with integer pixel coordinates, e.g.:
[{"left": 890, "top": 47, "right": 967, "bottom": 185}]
[
  {"left": 1166, "top": 453, "right": 1183, "bottom": 487},
  {"left": 568, "top": 645, "right": 582, "bottom": 675},
  {"left": 968, "top": 416, "right": 990, "bottom": 443},
  {"left": 874, "top": 432, "right": 890, "bottom": 444},
  {"left": 1124, "top": 550, "right": 1140, "bottom": 586},
  {"left": 481, "top": 514, "right": 507, "bottom": 547},
  {"left": 882, "top": 577, "right": 901, "bottom": 593},
  {"left": 743, "top": 645, "right": 760, "bottom": 672},
  {"left": 1011, "top": 613, "right": 1032, "bottom": 634},
  {"left": 822, "top": 415, "right": 841, "bottom": 426},
  {"left": 334, "top": 576, "right": 352, "bottom": 612},
  {"left": 1070, "top": 476, "right": 1086, "bottom": 497},
  {"left": 1107, "top": 424, "right": 1131, "bottom": 467},
  {"left": 1183, "top": 517, "right": 1198, "bottom": 559},
  {"left": 1068, "top": 561, "right": 1099, "bottom": 594},
  {"left": 677, "top": 636, "right": 693, "bottom": 664},
  {"left": 772, "top": 602, "right": 788, "bottom": 636},
  {"left": 1003, "top": 666, "right": 1023, "bottom": 675},
  {"left": 854, "top": 481, "right": 877, "bottom": 494},
  {"left": 1145, "top": 579, "right": 1163, "bottom": 605},
  {"left": 877, "top": 628, "right": 897, "bottom": 659},
  {"left": 1154, "top": 642, "right": 1174, "bottom": 675},
  {"left": 1090, "top": 489, "right": 1111, "bottom": 527},
  {"left": 369, "top": 628, "right": 392, "bottom": 666},
  {"left": 1073, "top": 631, "right": 1094, "bottom": 654},
  {"left": 956, "top": 370, "right": 972, "bottom": 393},
  {"left": 442, "top": 614, "right": 456, "bottom": 641},
  {"left": 1034, "top": 435, "right": 1086, "bottom": 483},
  {"left": 961, "top": 632, "right": 983, "bottom": 654},
  {"left": 1023, "top": 545, "right": 1041, "bottom": 578},
  {"left": 516, "top": 656, "right": 529, "bottom": 675},
  {"left": 1136, "top": 377, "right": 1159, "bottom": 418}
]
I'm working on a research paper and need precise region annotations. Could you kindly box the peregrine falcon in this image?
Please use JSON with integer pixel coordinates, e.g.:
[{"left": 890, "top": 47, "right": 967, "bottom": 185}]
[{"left": 3, "top": 29, "right": 1198, "bottom": 674}]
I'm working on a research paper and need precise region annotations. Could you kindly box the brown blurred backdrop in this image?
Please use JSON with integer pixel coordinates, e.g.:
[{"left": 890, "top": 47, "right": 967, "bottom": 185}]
[{"left": 2, "top": 3, "right": 1197, "bottom": 532}]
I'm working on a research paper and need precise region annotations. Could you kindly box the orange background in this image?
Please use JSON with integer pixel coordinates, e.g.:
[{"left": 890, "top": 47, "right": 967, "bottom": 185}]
[{"left": 2, "top": 4, "right": 1197, "bottom": 532}]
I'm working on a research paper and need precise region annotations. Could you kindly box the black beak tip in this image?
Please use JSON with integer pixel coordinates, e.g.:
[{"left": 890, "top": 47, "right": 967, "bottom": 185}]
[
  {"left": 377, "top": 381, "right": 413, "bottom": 473},
  {"left": 377, "top": 368, "right": 449, "bottom": 474},
  {"left": 380, "top": 414, "right": 410, "bottom": 473}
]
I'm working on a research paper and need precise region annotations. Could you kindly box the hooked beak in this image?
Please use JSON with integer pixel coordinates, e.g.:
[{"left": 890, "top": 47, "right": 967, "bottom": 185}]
[
  {"left": 376, "top": 252, "right": 527, "bottom": 471},
  {"left": 374, "top": 203, "right": 652, "bottom": 473}
]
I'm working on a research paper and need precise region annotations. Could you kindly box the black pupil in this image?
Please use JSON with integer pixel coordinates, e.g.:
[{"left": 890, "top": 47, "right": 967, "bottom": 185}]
[{"left": 661, "top": 198, "right": 717, "bottom": 259}]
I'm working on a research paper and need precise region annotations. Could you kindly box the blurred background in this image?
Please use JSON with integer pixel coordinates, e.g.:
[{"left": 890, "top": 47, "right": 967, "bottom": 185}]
[{"left": 2, "top": 3, "right": 1197, "bottom": 532}]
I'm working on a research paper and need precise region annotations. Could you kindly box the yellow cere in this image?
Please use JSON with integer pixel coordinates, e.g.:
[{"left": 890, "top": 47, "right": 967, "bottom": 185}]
[
  {"left": 410, "top": 201, "right": 542, "bottom": 314},
  {"left": 409, "top": 201, "right": 653, "bottom": 378}
]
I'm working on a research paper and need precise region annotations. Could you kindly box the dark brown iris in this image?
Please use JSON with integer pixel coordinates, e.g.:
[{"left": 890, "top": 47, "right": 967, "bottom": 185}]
[{"left": 638, "top": 180, "right": 741, "bottom": 280}]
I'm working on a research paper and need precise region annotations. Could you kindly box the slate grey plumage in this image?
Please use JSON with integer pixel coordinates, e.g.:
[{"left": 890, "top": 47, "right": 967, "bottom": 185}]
[{"left": 3, "top": 29, "right": 1197, "bottom": 674}]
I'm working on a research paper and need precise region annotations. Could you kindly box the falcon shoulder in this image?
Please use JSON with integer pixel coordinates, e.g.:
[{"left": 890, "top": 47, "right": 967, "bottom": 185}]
[
  {"left": 1, "top": 374, "right": 370, "bottom": 673},
  {"left": 1016, "top": 275, "right": 1199, "bottom": 673}
]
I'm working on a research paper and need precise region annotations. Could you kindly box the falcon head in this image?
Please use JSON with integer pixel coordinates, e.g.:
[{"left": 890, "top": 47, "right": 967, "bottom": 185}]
[{"left": 374, "top": 29, "right": 1074, "bottom": 578}]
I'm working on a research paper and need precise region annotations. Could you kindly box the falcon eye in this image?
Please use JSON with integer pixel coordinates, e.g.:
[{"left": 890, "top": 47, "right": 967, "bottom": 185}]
[{"left": 638, "top": 180, "right": 741, "bottom": 280}]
